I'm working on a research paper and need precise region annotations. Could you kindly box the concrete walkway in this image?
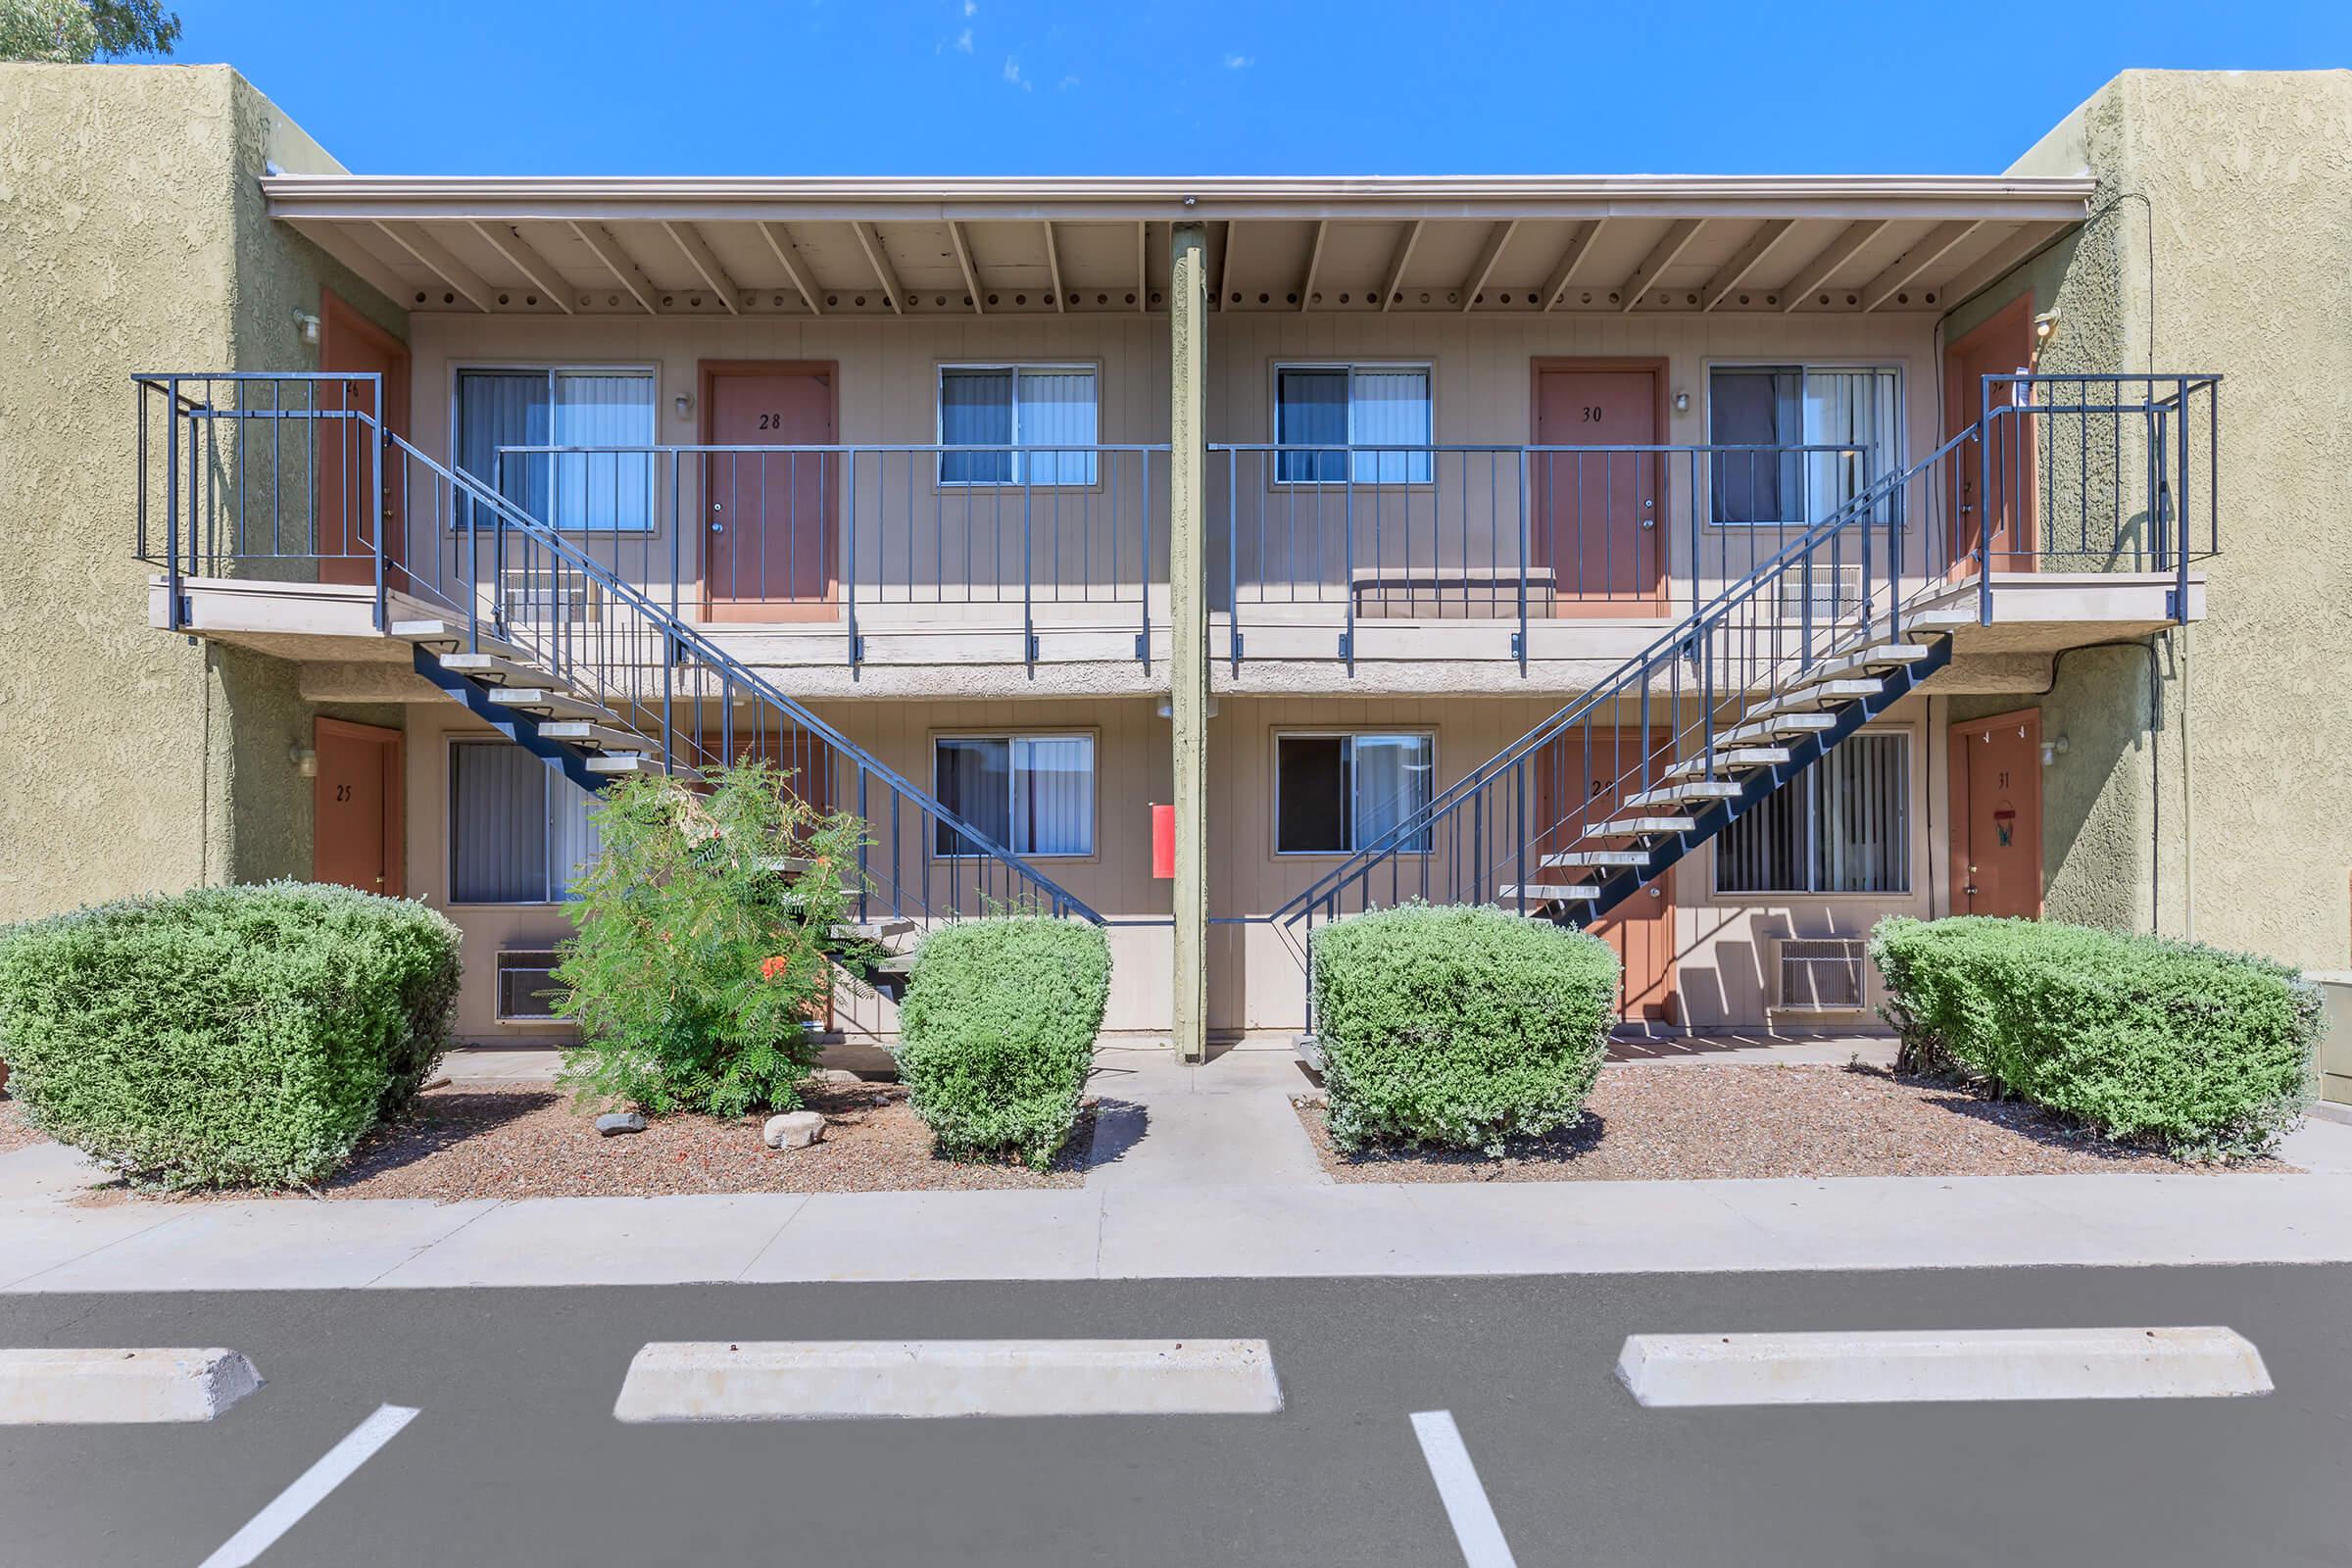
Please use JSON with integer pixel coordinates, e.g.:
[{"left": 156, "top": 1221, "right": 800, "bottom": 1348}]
[
  {"left": 7, "top": 1117, "right": 2352, "bottom": 1292},
  {"left": 1083, "top": 1046, "right": 1329, "bottom": 1189}
]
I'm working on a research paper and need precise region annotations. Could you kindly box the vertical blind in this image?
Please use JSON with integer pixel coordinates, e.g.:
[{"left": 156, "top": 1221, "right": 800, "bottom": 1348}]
[
  {"left": 939, "top": 368, "right": 1099, "bottom": 485},
  {"left": 449, "top": 742, "right": 605, "bottom": 903},
  {"left": 1274, "top": 733, "right": 1434, "bottom": 854},
  {"left": 932, "top": 734, "right": 1095, "bottom": 857},
  {"left": 1275, "top": 368, "right": 1433, "bottom": 483},
  {"left": 456, "top": 368, "right": 656, "bottom": 531},
  {"left": 1715, "top": 732, "right": 1909, "bottom": 894},
  {"left": 1709, "top": 368, "right": 1901, "bottom": 524}
]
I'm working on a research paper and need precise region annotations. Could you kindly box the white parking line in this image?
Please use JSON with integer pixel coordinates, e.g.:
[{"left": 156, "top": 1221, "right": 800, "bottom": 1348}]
[
  {"left": 1616, "top": 1326, "right": 2275, "bottom": 1407},
  {"left": 197, "top": 1403, "right": 417, "bottom": 1568},
  {"left": 612, "top": 1339, "right": 1282, "bottom": 1421},
  {"left": 1409, "top": 1409, "right": 1519, "bottom": 1568}
]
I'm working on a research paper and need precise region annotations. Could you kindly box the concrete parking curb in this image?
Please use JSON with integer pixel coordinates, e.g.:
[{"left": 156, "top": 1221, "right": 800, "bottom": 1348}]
[
  {"left": 612, "top": 1339, "right": 1283, "bottom": 1421},
  {"left": 1614, "top": 1326, "right": 2274, "bottom": 1406},
  {"left": 0, "top": 1348, "right": 263, "bottom": 1424}
]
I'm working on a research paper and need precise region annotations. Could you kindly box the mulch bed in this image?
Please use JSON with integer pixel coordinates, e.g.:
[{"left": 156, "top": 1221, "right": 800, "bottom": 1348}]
[
  {"left": 1298, "top": 1063, "right": 2293, "bottom": 1182},
  {"left": 68, "top": 1082, "right": 1089, "bottom": 1204}
]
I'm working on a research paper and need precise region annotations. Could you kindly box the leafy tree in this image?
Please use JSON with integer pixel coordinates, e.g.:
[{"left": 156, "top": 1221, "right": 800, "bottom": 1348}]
[
  {"left": 555, "top": 760, "right": 870, "bottom": 1119},
  {"left": 1, "top": 0, "right": 181, "bottom": 63}
]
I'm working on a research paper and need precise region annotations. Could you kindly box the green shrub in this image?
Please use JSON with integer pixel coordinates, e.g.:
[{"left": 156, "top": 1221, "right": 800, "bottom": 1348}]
[
  {"left": 1872, "top": 915, "right": 2320, "bottom": 1159},
  {"left": 896, "top": 917, "right": 1110, "bottom": 1168},
  {"left": 1312, "top": 904, "right": 1620, "bottom": 1153},
  {"left": 0, "top": 882, "right": 461, "bottom": 1189},
  {"left": 557, "top": 761, "right": 867, "bottom": 1119}
]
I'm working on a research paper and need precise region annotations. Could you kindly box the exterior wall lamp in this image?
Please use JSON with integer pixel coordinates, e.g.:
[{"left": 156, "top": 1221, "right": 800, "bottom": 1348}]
[
  {"left": 673, "top": 393, "right": 694, "bottom": 421},
  {"left": 289, "top": 744, "right": 318, "bottom": 777},
  {"left": 2040, "top": 734, "right": 2070, "bottom": 766}
]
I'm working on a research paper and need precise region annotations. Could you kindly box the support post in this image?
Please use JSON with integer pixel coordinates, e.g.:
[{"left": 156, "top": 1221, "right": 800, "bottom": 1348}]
[{"left": 1168, "top": 222, "right": 1210, "bottom": 1064}]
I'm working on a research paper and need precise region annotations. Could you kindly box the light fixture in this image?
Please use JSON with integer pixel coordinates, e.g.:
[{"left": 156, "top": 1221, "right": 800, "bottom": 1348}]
[
  {"left": 2033, "top": 307, "right": 2062, "bottom": 340},
  {"left": 673, "top": 393, "right": 694, "bottom": 420},
  {"left": 1155, "top": 697, "right": 1219, "bottom": 719},
  {"left": 2039, "top": 734, "right": 2070, "bottom": 766},
  {"left": 289, "top": 744, "right": 318, "bottom": 777},
  {"left": 1673, "top": 389, "right": 1690, "bottom": 414},
  {"left": 292, "top": 309, "right": 319, "bottom": 345}
]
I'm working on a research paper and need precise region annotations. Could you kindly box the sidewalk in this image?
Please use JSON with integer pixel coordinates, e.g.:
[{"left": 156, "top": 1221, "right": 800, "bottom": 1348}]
[{"left": 6, "top": 1118, "right": 2352, "bottom": 1292}]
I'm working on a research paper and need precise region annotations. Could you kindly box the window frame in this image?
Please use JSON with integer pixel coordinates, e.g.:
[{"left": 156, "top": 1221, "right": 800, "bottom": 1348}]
[
  {"left": 928, "top": 728, "right": 1101, "bottom": 860},
  {"left": 1268, "top": 361, "right": 1437, "bottom": 487},
  {"left": 1272, "top": 729, "right": 1439, "bottom": 858},
  {"left": 1701, "top": 360, "right": 1905, "bottom": 530},
  {"left": 1710, "top": 728, "right": 1913, "bottom": 898},
  {"left": 447, "top": 361, "right": 662, "bottom": 537},
  {"left": 934, "top": 362, "right": 1102, "bottom": 489},
  {"left": 445, "top": 736, "right": 604, "bottom": 907}
]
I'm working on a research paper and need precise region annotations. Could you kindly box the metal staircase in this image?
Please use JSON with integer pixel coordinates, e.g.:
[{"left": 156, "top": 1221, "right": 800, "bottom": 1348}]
[
  {"left": 1271, "top": 371, "right": 2221, "bottom": 973},
  {"left": 134, "top": 372, "right": 1106, "bottom": 993}
]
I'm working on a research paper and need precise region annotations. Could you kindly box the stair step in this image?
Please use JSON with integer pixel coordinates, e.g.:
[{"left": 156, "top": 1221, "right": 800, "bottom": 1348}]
[
  {"left": 1497, "top": 883, "right": 1602, "bottom": 904},
  {"left": 1666, "top": 747, "right": 1789, "bottom": 780},
  {"left": 1788, "top": 643, "right": 1934, "bottom": 689},
  {"left": 536, "top": 720, "right": 659, "bottom": 754},
  {"left": 1596, "top": 815, "right": 1696, "bottom": 837},
  {"left": 1539, "top": 850, "right": 1650, "bottom": 869},
  {"left": 1629, "top": 780, "right": 1744, "bottom": 809},
  {"left": 760, "top": 856, "right": 816, "bottom": 876},
  {"left": 583, "top": 753, "right": 653, "bottom": 775},
  {"left": 831, "top": 920, "right": 917, "bottom": 943},
  {"left": 1723, "top": 712, "right": 1838, "bottom": 747},
  {"left": 436, "top": 651, "right": 550, "bottom": 686},
  {"left": 875, "top": 956, "right": 915, "bottom": 977},
  {"left": 487, "top": 687, "right": 618, "bottom": 723},
  {"left": 390, "top": 619, "right": 527, "bottom": 663},
  {"left": 1761, "top": 678, "right": 1884, "bottom": 715}
]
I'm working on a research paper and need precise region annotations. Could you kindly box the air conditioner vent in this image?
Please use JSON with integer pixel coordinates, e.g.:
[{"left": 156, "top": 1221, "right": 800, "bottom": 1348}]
[
  {"left": 1775, "top": 937, "right": 1867, "bottom": 1012},
  {"left": 500, "top": 570, "right": 602, "bottom": 626},
  {"left": 1777, "top": 564, "right": 1864, "bottom": 624},
  {"left": 495, "top": 949, "right": 566, "bottom": 1022}
]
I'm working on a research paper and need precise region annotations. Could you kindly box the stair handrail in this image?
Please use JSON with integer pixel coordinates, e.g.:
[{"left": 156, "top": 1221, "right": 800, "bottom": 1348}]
[{"left": 1265, "top": 438, "right": 1946, "bottom": 931}]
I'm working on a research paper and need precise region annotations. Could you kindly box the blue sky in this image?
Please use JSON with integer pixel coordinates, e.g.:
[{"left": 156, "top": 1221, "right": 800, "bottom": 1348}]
[{"left": 167, "top": 1, "right": 2347, "bottom": 175}]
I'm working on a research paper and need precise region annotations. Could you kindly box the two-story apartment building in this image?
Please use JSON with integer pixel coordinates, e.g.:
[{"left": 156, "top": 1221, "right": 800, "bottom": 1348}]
[{"left": 4, "top": 64, "right": 2345, "bottom": 1062}]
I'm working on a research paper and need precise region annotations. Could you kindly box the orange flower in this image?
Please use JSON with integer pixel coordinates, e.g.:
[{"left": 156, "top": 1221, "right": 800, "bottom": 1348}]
[{"left": 760, "top": 954, "right": 793, "bottom": 983}]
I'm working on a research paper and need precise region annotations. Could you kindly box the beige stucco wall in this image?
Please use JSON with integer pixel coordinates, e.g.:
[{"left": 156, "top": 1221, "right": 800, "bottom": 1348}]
[
  {"left": 0, "top": 65, "right": 404, "bottom": 921},
  {"left": 1977, "top": 70, "right": 2352, "bottom": 968}
]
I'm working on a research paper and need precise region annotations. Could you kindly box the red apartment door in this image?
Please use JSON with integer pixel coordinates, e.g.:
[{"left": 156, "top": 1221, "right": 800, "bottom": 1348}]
[
  {"left": 313, "top": 718, "right": 404, "bottom": 897},
  {"left": 317, "top": 292, "right": 410, "bottom": 588},
  {"left": 1533, "top": 361, "right": 1666, "bottom": 614},
  {"left": 1536, "top": 726, "right": 1677, "bottom": 1023},
  {"left": 703, "top": 362, "right": 837, "bottom": 621},
  {"left": 1948, "top": 710, "right": 2042, "bottom": 917},
  {"left": 1944, "top": 297, "right": 2036, "bottom": 576}
]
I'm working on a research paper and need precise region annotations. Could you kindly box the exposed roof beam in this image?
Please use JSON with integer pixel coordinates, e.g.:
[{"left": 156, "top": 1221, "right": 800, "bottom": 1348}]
[
  {"left": 1778, "top": 220, "right": 1888, "bottom": 312},
  {"left": 468, "top": 221, "right": 574, "bottom": 313},
  {"left": 947, "top": 220, "right": 984, "bottom": 314},
  {"left": 1862, "top": 220, "right": 1981, "bottom": 311},
  {"left": 1614, "top": 219, "right": 1701, "bottom": 312},
  {"left": 374, "top": 221, "right": 494, "bottom": 312},
  {"left": 1136, "top": 220, "right": 1148, "bottom": 312},
  {"left": 1931, "top": 222, "right": 2056, "bottom": 308},
  {"left": 1378, "top": 220, "right": 1421, "bottom": 313},
  {"left": 1539, "top": 221, "right": 1602, "bottom": 311},
  {"left": 1042, "top": 220, "right": 1065, "bottom": 312},
  {"left": 1699, "top": 219, "right": 1797, "bottom": 312},
  {"left": 757, "top": 221, "right": 821, "bottom": 315},
  {"left": 572, "top": 221, "right": 658, "bottom": 314},
  {"left": 664, "top": 220, "right": 742, "bottom": 314},
  {"left": 1458, "top": 219, "right": 1517, "bottom": 311},
  {"left": 850, "top": 221, "right": 906, "bottom": 314},
  {"left": 1298, "top": 219, "right": 1327, "bottom": 311},
  {"left": 1216, "top": 220, "right": 1239, "bottom": 311},
  {"left": 285, "top": 218, "right": 419, "bottom": 312}
]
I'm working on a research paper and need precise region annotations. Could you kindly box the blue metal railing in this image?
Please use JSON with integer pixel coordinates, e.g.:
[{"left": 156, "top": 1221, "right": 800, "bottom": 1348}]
[{"left": 132, "top": 371, "right": 1106, "bottom": 926}]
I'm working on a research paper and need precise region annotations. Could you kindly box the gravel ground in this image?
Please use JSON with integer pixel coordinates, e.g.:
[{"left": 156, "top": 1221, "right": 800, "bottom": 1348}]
[
  {"left": 1298, "top": 1063, "right": 2292, "bottom": 1182},
  {"left": 73, "top": 1083, "right": 1089, "bottom": 1203},
  {"left": 0, "top": 1101, "right": 49, "bottom": 1154}
]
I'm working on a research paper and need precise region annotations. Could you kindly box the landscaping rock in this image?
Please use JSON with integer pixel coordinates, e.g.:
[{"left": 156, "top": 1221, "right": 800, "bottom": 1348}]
[
  {"left": 596, "top": 1112, "right": 648, "bottom": 1137},
  {"left": 763, "top": 1111, "right": 825, "bottom": 1150}
]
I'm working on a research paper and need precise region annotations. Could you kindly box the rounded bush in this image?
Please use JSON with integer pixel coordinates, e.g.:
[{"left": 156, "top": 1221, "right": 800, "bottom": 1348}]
[
  {"left": 1312, "top": 904, "right": 1620, "bottom": 1153},
  {"left": 896, "top": 917, "right": 1110, "bottom": 1169},
  {"left": 1872, "top": 914, "right": 2320, "bottom": 1160},
  {"left": 0, "top": 882, "right": 462, "bottom": 1189}
]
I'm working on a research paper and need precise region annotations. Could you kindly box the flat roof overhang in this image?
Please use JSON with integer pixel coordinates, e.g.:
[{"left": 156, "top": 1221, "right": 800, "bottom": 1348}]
[{"left": 264, "top": 172, "right": 2091, "bottom": 320}]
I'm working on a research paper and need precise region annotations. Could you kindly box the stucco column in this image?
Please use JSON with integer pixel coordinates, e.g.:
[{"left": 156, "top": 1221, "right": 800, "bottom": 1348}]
[{"left": 1168, "top": 222, "right": 1209, "bottom": 1063}]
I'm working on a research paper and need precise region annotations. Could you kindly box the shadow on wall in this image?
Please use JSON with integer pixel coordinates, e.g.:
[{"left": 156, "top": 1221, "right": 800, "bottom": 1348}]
[
  {"left": 2035, "top": 641, "right": 2160, "bottom": 931},
  {"left": 1673, "top": 901, "right": 1893, "bottom": 1029}
]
